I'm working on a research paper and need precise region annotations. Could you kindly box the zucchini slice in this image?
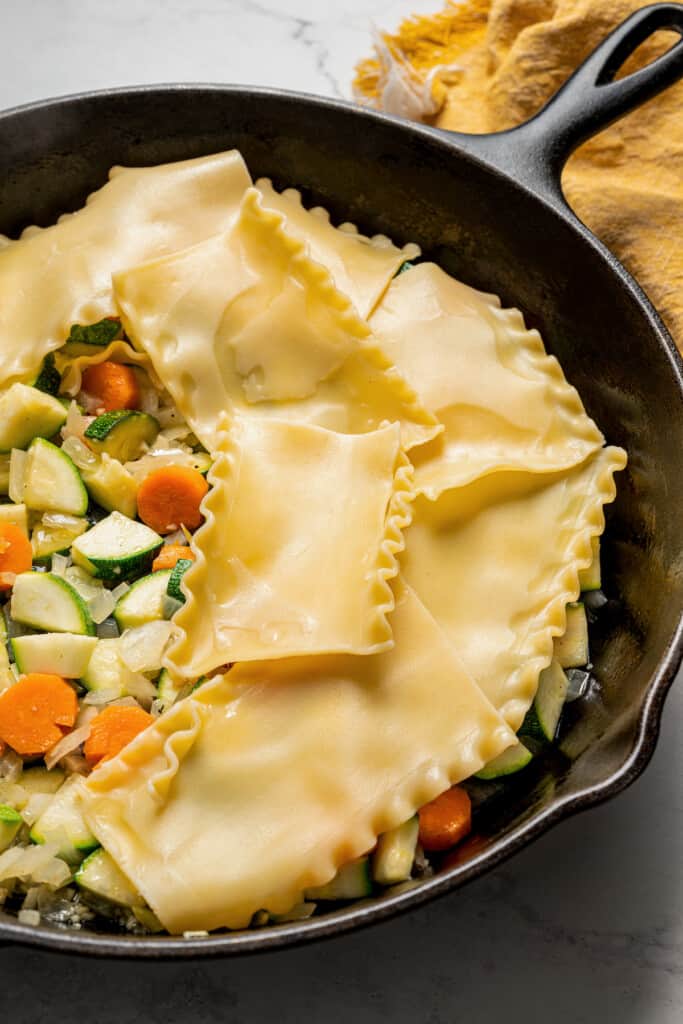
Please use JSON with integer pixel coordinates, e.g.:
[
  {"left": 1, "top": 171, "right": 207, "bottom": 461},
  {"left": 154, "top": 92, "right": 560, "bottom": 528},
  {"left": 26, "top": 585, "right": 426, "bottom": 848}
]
[
  {"left": 11, "top": 633, "right": 97, "bottom": 678},
  {"left": 75, "top": 848, "right": 143, "bottom": 907},
  {"left": 81, "top": 638, "right": 127, "bottom": 696},
  {"left": 305, "top": 858, "right": 373, "bottom": 901},
  {"left": 520, "top": 660, "right": 569, "bottom": 743},
  {"left": 0, "top": 384, "right": 67, "bottom": 453},
  {"left": 11, "top": 572, "right": 96, "bottom": 636},
  {"left": 114, "top": 570, "right": 173, "bottom": 630},
  {"left": 555, "top": 602, "right": 589, "bottom": 668},
  {"left": 578, "top": 535, "right": 601, "bottom": 592},
  {"left": 71, "top": 511, "right": 163, "bottom": 581},
  {"left": 0, "top": 805, "right": 22, "bottom": 853},
  {"left": 0, "top": 502, "right": 28, "bottom": 535},
  {"left": 372, "top": 816, "right": 419, "bottom": 885},
  {"left": 166, "top": 558, "right": 193, "bottom": 604},
  {"left": 81, "top": 453, "right": 138, "bottom": 519},
  {"left": 475, "top": 741, "right": 533, "bottom": 780},
  {"left": 30, "top": 777, "right": 98, "bottom": 863},
  {"left": 21, "top": 438, "right": 88, "bottom": 515},
  {"left": 31, "top": 513, "right": 88, "bottom": 560},
  {"left": 156, "top": 667, "right": 184, "bottom": 711},
  {"left": 84, "top": 410, "right": 159, "bottom": 462}
]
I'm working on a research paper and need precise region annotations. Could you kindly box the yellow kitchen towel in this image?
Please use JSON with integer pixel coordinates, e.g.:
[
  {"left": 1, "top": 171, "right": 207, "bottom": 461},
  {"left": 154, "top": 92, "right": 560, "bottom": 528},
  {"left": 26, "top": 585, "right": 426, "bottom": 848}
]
[{"left": 355, "top": 0, "right": 683, "bottom": 351}]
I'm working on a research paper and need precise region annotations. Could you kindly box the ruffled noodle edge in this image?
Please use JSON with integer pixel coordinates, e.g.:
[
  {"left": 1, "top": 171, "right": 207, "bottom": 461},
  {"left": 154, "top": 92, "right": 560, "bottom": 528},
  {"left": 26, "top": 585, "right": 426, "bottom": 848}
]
[
  {"left": 255, "top": 177, "right": 421, "bottom": 259},
  {"left": 497, "top": 445, "right": 627, "bottom": 730},
  {"left": 56, "top": 338, "right": 162, "bottom": 395},
  {"left": 239, "top": 188, "right": 440, "bottom": 450},
  {"left": 162, "top": 411, "right": 238, "bottom": 679}
]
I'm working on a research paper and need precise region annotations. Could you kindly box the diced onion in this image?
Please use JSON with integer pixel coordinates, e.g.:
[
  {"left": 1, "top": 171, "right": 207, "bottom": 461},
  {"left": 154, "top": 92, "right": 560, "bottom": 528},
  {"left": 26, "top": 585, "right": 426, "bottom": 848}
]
[
  {"left": 163, "top": 529, "right": 186, "bottom": 546},
  {"left": 18, "top": 909, "right": 41, "bottom": 926},
  {"left": 0, "top": 782, "right": 27, "bottom": 808},
  {"left": 162, "top": 594, "right": 183, "bottom": 620},
  {"left": 44, "top": 723, "right": 92, "bottom": 771},
  {"left": 21, "top": 793, "right": 53, "bottom": 825},
  {"left": 42, "top": 513, "right": 85, "bottom": 531},
  {"left": 122, "top": 672, "right": 157, "bottom": 707},
  {"left": 87, "top": 587, "right": 116, "bottom": 624},
  {"left": 50, "top": 553, "right": 70, "bottom": 577},
  {"left": 96, "top": 617, "right": 120, "bottom": 639},
  {"left": 119, "top": 621, "right": 173, "bottom": 674},
  {"left": 83, "top": 688, "right": 121, "bottom": 705},
  {"left": 65, "top": 565, "right": 103, "bottom": 601},
  {"left": 0, "top": 747, "right": 23, "bottom": 782},
  {"left": 110, "top": 582, "right": 130, "bottom": 601},
  {"left": 0, "top": 843, "right": 71, "bottom": 887},
  {"left": 61, "top": 403, "right": 94, "bottom": 444},
  {"left": 61, "top": 434, "right": 98, "bottom": 470}
]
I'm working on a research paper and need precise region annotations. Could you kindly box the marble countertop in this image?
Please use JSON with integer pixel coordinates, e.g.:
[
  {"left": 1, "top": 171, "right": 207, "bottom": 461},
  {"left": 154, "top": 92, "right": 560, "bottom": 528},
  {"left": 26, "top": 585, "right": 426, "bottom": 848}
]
[{"left": 1, "top": 2, "right": 681, "bottom": 1021}]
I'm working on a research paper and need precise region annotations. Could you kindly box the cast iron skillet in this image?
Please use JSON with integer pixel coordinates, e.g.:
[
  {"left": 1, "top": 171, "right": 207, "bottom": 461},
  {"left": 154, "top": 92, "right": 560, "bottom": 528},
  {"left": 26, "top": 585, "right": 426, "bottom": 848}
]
[{"left": 0, "top": 4, "right": 682, "bottom": 958}]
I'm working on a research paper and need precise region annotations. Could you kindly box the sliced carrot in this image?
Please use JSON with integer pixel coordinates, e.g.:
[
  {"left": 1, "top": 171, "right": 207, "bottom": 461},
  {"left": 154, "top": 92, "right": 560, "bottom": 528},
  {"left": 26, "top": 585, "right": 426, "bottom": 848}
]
[
  {"left": 418, "top": 785, "right": 472, "bottom": 852},
  {"left": 84, "top": 706, "right": 154, "bottom": 768},
  {"left": 137, "top": 466, "right": 208, "bottom": 535},
  {"left": 0, "top": 673, "right": 78, "bottom": 756},
  {"left": 0, "top": 524, "right": 33, "bottom": 591},
  {"left": 81, "top": 361, "right": 140, "bottom": 412},
  {"left": 152, "top": 544, "right": 196, "bottom": 572}
]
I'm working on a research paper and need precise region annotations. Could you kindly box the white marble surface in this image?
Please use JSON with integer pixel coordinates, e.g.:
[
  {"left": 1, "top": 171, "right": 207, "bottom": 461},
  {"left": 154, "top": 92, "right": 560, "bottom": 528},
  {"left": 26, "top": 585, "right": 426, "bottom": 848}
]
[{"left": 1, "top": 1, "right": 681, "bottom": 1021}]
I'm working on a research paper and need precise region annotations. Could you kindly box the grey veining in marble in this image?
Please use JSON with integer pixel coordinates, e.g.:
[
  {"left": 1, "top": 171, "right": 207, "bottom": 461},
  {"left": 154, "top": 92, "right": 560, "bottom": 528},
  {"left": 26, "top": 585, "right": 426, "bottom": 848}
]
[{"left": 1, "top": 1, "right": 682, "bottom": 1021}]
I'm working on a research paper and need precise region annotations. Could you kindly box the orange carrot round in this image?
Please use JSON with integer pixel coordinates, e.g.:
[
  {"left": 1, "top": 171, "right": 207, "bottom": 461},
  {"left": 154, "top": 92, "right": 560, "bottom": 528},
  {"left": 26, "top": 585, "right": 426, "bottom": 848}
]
[
  {"left": 0, "top": 524, "right": 33, "bottom": 590},
  {"left": 418, "top": 786, "right": 472, "bottom": 852},
  {"left": 84, "top": 705, "right": 154, "bottom": 768},
  {"left": 0, "top": 673, "right": 78, "bottom": 756},
  {"left": 81, "top": 361, "right": 140, "bottom": 412},
  {"left": 152, "top": 544, "right": 196, "bottom": 572},
  {"left": 137, "top": 466, "right": 208, "bottom": 535}
]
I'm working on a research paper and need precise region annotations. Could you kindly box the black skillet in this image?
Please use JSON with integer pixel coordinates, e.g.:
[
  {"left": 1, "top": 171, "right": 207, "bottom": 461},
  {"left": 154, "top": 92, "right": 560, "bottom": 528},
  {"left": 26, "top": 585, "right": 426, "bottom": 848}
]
[{"left": 0, "top": 4, "right": 682, "bottom": 958}]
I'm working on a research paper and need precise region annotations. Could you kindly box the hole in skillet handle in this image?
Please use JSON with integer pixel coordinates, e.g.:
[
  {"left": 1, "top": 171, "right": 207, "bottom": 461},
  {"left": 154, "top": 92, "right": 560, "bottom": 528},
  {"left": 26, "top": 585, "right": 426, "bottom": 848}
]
[{"left": 439, "top": 3, "right": 683, "bottom": 206}]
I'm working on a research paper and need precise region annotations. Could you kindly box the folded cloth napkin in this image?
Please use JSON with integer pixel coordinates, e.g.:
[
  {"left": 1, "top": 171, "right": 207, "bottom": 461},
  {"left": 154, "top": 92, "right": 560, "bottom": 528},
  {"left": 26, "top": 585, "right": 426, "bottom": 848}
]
[{"left": 355, "top": 0, "right": 683, "bottom": 351}]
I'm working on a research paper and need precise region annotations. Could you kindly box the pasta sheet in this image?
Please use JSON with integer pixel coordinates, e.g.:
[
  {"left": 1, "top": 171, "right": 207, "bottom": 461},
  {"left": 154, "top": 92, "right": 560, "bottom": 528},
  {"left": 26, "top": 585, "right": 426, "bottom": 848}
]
[
  {"left": 402, "top": 446, "right": 627, "bottom": 729},
  {"left": 114, "top": 188, "right": 439, "bottom": 454},
  {"left": 166, "top": 418, "right": 414, "bottom": 671},
  {"left": 0, "top": 150, "right": 252, "bottom": 387},
  {"left": 80, "top": 584, "right": 516, "bottom": 933},
  {"left": 255, "top": 179, "right": 416, "bottom": 317},
  {"left": 370, "top": 264, "right": 604, "bottom": 495}
]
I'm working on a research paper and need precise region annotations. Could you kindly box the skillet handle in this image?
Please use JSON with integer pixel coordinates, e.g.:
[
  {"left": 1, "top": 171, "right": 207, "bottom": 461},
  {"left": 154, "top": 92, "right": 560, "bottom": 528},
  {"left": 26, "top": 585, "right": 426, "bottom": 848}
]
[{"left": 445, "top": 3, "right": 683, "bottom": 206}]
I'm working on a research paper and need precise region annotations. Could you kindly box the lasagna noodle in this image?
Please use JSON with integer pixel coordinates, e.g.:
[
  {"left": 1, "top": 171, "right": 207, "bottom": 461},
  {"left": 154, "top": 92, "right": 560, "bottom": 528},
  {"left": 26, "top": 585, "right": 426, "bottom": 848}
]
[
  {"left": 255, "top": 178, "right": 417, "bottom": 317},
  {"left": 401, "top": 445, "right": 627, "bottom": 729},
  {"left": 0, "top": 150, "right": 252, "bottom": 387},
  {"left": 166, "top": 418, "right": 414, "bottom": 671},
  {"left": 80, "top": 584, "right": 516, "bottom": 934},
  {"left": 369, "top": 263, "right": 604, "bottom": 495},
  {"left": 114, "top": 187, "right": 439, "bottom": 454}
]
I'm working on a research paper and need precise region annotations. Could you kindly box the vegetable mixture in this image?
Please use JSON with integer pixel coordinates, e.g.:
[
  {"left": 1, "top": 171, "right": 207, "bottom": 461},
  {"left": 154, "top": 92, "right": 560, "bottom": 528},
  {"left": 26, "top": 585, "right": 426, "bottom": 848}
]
[{"left": 0, "top": 308, "right": 603, "bottom": 934}]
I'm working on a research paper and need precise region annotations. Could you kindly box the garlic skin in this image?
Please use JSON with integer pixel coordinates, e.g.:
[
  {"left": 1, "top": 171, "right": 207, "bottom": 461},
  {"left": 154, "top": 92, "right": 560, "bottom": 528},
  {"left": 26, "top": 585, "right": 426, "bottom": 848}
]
[{"left": 354, "top": 28, "right": 456, "bottom": 122}]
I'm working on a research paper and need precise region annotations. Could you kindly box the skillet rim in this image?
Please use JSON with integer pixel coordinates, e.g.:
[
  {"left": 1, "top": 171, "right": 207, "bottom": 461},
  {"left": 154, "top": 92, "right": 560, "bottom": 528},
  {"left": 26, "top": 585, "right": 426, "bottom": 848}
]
[{"left": 0, "top": 82, "right": 681, "bottom": 959}]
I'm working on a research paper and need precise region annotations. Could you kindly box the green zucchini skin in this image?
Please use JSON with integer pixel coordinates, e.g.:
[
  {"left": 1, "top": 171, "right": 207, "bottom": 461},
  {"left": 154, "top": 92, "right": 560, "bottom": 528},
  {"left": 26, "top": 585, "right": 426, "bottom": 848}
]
[{"left": 84, "top": 411, "right": 159, "bottom": 463}]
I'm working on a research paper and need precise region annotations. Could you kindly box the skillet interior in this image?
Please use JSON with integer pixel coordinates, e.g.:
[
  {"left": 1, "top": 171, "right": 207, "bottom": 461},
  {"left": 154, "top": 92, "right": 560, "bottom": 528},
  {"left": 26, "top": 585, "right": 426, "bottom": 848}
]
[{"left": 0, "top": 87, "right": 682, "bottom": 956}]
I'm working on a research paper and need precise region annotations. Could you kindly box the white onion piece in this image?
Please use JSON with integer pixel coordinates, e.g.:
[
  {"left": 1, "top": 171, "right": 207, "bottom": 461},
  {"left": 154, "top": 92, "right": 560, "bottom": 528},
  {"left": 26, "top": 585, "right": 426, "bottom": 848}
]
[
  {"left": 60, "top": 753, "right": 90, "bottom": 776},
  {"left": 109, "top": 696, "right": 142, "bottom": 709},
  {"left": 50, "top": 553, "right": 70, "bottom": 577},
  {"left": 65, "top": 566, "right": 103, "bottom": 601},
  {"left": 163, "top": 529, "right": 186, "bottom": 547},
  {"left": 162, "top": 595, "right": 183, "bottom": 620},
  {"left": 42, "top": 513, "right": 84, "bottom": 531},
  {"left": 87, "top": 588, "right": 115, "bottom": 624},
  {"left": 123, "top": 672, "right": 157, "bottom": 707},
  {"left": 61, "top": 434, "right": 98, "bottom": 469},
  {"left": 44, "top": 723, "right": 92, "bottom": 771},
  {"left": 61, "top": 402, "right": 94, "bottom": 444},
  {"left": 119, "top": 621, "right": 173, "bottom": 673},
  {"left": 0, "top": 781, "right": 27, "bottom": 807},
  {"left": 96, "top": 617, "right": 120, "bottom": 639},
  {"left": 83, "top": 688, "right": 121, "bottom": 706},
  {"left": 21, "top": 793, "right": 53, "bottom": 825},
  {"left": 0, "top": 747, "right": 23, "bottom": 782},
  {"left": 110, "top": 582, "right": 130, "bottom": 601}
]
